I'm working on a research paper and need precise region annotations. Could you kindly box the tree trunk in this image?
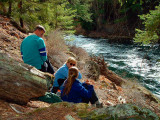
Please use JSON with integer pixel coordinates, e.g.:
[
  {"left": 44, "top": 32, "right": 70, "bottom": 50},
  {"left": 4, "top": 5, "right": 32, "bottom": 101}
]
[
  {"left": 104, "top": 69, "right": 127, "bottom": 86},
  {"left": 10, "top": 20, "right": 27, "bottom": 33},
  {"left": 19, "top": 0, "right": 24, "bottom": 28},
  {"left": 7, "top": 0, "right": 12, "bottom": 18},
  {"left": 0, "top": 53, "right": 49, "bottom": 105},
  {"left": 20, "top": 17, "right": 24, "bottom": 28}
]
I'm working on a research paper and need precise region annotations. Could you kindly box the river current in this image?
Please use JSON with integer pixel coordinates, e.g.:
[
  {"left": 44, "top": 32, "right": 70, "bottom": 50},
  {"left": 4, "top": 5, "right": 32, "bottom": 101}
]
[{"left": 66, "top": 35, "right": 160, "bottom": 98}]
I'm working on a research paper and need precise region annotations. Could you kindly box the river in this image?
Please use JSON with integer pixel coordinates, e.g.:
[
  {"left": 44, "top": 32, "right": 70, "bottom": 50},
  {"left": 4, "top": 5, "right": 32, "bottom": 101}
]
[{"left": 66, "top": 35, "right": 160, "bottom": 98}]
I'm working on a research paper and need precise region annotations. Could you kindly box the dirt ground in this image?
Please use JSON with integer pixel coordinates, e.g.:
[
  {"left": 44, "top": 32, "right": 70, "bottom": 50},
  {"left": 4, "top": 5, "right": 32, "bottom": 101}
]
[{"left": 0, "top": 100, "right": 80, "bottom": 120}]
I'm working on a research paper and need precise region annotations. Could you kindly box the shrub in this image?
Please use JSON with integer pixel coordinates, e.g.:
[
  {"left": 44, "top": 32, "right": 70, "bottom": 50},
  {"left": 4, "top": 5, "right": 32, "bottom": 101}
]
[
  {"left": 46, "top": 29, "right": 68, "bottom": 56},
  {"left": 134, "top": 4, "right": 160, "bottom": 45}
]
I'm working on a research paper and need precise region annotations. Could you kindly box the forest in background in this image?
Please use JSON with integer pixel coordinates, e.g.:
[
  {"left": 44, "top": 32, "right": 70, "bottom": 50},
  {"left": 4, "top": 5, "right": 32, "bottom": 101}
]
[{"left": 0, "top": 0, "right": 159, "bottom": 44}]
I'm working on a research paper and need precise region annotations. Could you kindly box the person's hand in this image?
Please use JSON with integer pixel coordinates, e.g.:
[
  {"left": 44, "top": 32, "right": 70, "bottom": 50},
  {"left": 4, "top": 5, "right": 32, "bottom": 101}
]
[{"left": 85, "top": 79, "right": 90, "bottom": 85}]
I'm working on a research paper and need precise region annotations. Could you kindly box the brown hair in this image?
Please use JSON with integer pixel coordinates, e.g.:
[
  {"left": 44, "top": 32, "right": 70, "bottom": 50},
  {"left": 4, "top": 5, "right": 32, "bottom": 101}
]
[{"left": 63, "top": 67, "right": 79, "bottom": 96}]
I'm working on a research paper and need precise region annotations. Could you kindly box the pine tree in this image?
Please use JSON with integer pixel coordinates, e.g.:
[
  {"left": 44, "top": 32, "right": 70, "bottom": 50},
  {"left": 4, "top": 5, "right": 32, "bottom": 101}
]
[
  {"left": 11, "top": 0, "right": 42, "bottom": 31},
  {"left": 2, "top": 0, "right": 77, "bottom": 34},
  {"left": 68, "top": 0, "right": 93, "bottom": 22},
  {"left": 39, "top": 0, "right": 76, "bottom": 34}
]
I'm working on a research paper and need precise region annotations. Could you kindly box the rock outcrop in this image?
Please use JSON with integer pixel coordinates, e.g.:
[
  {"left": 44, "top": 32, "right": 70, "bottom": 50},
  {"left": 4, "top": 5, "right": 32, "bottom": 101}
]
[
  {"left": 0, "top": 53, "right": 51, "bottom": 105},
  {"left": 13, "top": 102, "right": 159, "bottom": 120},
  {"left": 78, "top": 103, "right": 160, "bottom": 120}
]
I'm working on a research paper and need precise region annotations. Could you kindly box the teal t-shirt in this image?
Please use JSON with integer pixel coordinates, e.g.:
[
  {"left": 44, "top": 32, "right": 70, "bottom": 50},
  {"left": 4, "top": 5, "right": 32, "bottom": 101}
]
[{"left": 20, "top": 34, "right": 47, "bottom": 69}]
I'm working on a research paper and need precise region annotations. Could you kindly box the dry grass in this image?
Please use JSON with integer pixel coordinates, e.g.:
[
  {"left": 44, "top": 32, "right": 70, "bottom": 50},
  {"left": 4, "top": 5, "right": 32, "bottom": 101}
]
[
  {"left": 122, "top": 80, "right": 146, "bottom": 104},
  {"left": 122, "top": 79, "right": 160, "bottom": 115},
  {"left": 45, "top": 29, "right": 89, "bottom": 63},
  {"left": 46, "top": 29, "right": 68, "bottom": 56},
  {"left": 44, "top": 30, "right": 70, "bottom": 69},
  {"left": 45, "top": 30, "right": 90, "bottom": 69}
]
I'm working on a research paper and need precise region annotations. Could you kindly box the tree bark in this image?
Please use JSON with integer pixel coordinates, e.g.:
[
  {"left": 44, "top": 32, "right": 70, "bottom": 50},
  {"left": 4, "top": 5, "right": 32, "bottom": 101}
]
[
  {"left": 19, "top": 0, "right": 24, "bottom": 28},
  {"left": 104, "top": 69, "right": 127, "bottom": 86},
  {"left": 0, "top": 53, "right": 49, "bottom": 105},
  {"left": 7, "top": 0, "right": 12, "bottom": 18}
]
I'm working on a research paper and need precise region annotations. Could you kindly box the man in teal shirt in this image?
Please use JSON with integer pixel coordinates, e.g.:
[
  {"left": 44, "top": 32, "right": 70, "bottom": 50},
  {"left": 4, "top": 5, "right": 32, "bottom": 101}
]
[{"left": 20, "top": 25, "right": 54, "bottom": 74}]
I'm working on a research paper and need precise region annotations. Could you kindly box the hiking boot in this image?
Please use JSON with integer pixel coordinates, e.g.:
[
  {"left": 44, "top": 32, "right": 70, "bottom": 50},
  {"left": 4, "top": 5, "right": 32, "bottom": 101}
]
[{"left": 96, "top": 103, "right": 103, "bottom": 108}]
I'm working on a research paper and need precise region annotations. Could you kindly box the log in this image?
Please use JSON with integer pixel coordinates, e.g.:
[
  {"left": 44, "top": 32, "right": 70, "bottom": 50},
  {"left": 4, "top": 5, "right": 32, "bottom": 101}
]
[
  {"left": 0, "top": 53, "right": 49, "bottom": 105},
  {"left": 104, "top": 69, "right": 127, "bottom": 86},
  {"left": 89, "top": 56, "right": 126, "bottom": 86}
]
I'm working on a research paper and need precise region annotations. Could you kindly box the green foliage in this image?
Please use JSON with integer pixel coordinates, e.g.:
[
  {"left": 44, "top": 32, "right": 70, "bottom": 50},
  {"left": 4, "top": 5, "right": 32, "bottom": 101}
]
[
  {"left": 114, "top": 16, "right": 128, "bottom": 23},
  {"left": 134, "top": 4, "right": 160, "bottom": 45},
  {"left": 53, "top": 0, "right": 77, "bottom": 34},
  {"left": 69, "top": 0, "right": 93, "bottom": 22},
  {"left": 1, "top": 0, "right": 159, "bottom": 37},
  {"left": 11, "top": 0, "right": 42, "bottom": 31},
  {"left": 0, "top": 0, "right": 10, "bottom": 15},
  {"left": 119, "top": 0, "right": 143, "bottom": 21},
  {"left": 134, "top": 29, "right": 159, "bottom": 44},
  {"left": 80, "top": 20, "right": 96, "bottom": 31},
  {"left": 0, "top": 0, "right": 77, "bottom": 34},
  {"left": 119, "top": 0, "right": 143, "bottom": 6},
  {"left": 33, "top": 0, "right": 77, "bottom": 34}
]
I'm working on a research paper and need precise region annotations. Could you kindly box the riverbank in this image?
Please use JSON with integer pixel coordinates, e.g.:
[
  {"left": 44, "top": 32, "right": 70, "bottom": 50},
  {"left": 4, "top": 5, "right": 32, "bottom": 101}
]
[
  {"left": 0, "top": 15, "right": 160, "bottom": 119},
  {"left": 67, "top": 34, "right": 160, "bottom": 99},
  {"left": 75, "top": 23, "right": 135, "bottom": 44}
]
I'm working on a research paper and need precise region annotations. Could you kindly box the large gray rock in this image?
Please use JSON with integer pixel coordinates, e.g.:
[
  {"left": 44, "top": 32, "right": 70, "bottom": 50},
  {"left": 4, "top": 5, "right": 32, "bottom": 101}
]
[
  {"left": 0, "top": 53, "right": 49, "bottom": 105},
  {"left": 78, "top": 104, "right": 159, "bottom": 120}
]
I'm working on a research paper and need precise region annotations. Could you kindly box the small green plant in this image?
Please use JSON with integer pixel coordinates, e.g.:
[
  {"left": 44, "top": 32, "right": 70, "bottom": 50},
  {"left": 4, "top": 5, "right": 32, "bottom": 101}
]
[{"left": 134, "top": 4, "right": 160, "bottom": 45}]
